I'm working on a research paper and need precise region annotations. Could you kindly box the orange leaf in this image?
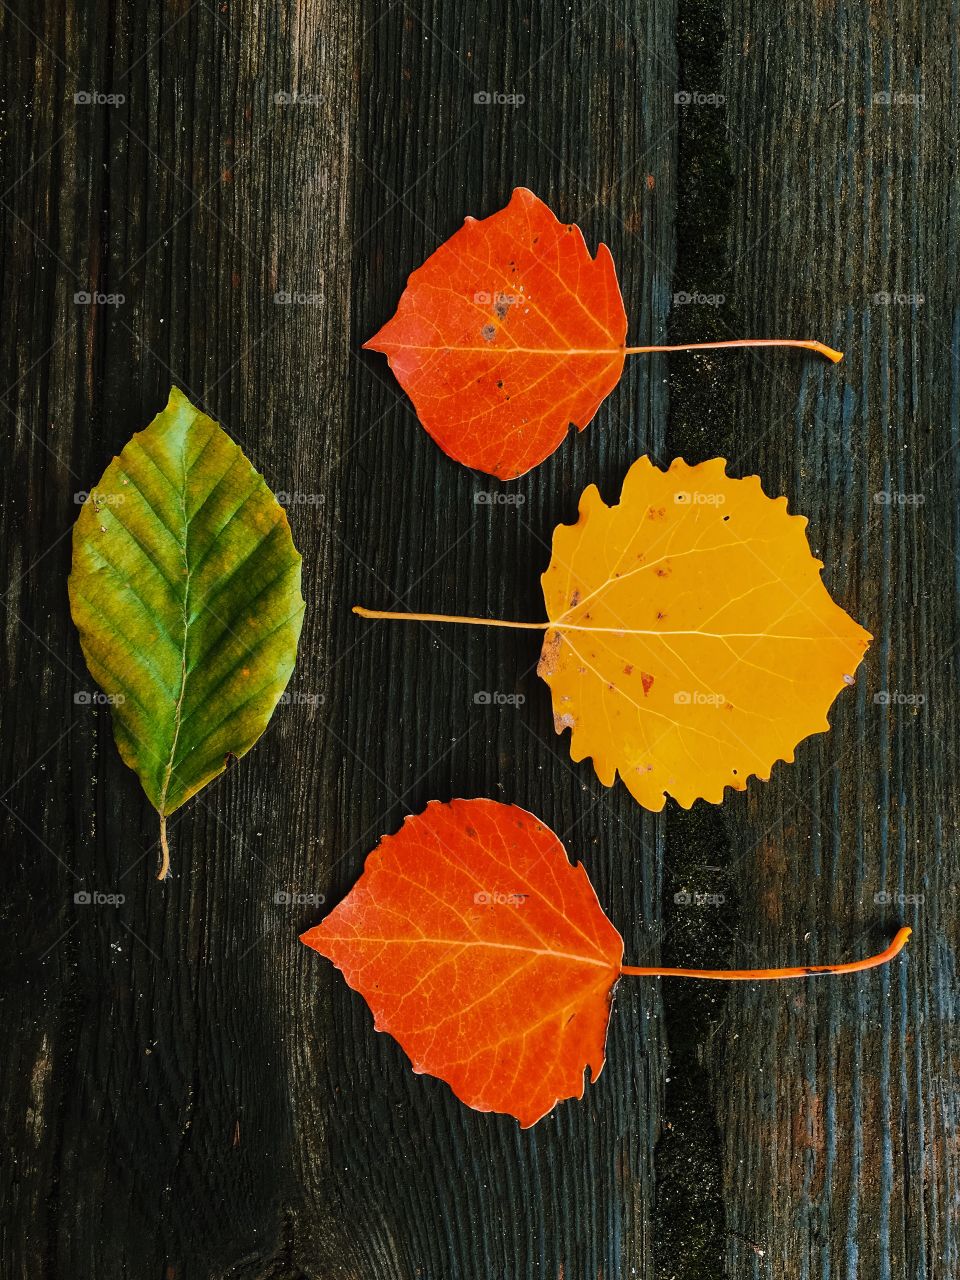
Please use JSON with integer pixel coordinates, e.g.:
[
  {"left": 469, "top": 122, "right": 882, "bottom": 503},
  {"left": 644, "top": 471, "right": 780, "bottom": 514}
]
[
  {"left": 301, "top": 799, "right": 910, "bottom": 1125},
  {"left": 364, "top": 187, "right": 628, "bottom": 479},
  {"left": 364, "top": 188, "right": 842, "bottom": 479},
  {"left": 538, "top": 456, "right": 872, "bottom": 808},
  {"left": 300, "top": 798, "right": 623, "bottom": 1126}
]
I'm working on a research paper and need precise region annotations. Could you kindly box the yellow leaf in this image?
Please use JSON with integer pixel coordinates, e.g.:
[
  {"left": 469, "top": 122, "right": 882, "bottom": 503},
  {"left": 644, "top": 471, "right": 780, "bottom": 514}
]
[{"left": 537, "top": 456, "right": 871, "bottom": 809}]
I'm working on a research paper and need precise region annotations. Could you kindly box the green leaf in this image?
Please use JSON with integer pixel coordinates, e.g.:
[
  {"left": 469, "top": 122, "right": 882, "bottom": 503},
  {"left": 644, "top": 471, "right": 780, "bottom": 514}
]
[{"left": 69, "top": 387, "right": 305, "bottom": 878}]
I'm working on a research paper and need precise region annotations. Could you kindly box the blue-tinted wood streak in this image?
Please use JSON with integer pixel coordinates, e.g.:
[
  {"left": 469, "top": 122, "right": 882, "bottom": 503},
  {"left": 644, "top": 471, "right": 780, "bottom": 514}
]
[{"left": 717, "top": 3, "right": 960, "bottom": 1278}]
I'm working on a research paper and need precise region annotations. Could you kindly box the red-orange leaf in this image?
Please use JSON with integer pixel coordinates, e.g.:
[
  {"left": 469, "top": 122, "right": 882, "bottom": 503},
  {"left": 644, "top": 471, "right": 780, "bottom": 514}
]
[
  {"left": 300, "top": 798, "right": 624, "bottom": 1126},
  {"left": 364, "top": 187, "right": 628, "bottom": 479},
  {"left": 364, "top": 188, "right": 842, "bottom": 479},
  {"left": 301, "top": 799, "right": 911, "bottom": 1125}
]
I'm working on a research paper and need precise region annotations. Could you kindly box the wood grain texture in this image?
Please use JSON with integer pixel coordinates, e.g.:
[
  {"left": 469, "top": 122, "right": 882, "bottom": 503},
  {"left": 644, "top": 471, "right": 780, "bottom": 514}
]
[
  {"left": 698, "top": 4, "right": 960, "bottom": 1278},
  {"left": 323, "top": 5, "right": 673, "bottom": 1278},
  {"left": 1, "top": 1, "right": 955, "bottom": 1278},
  {"left": 0, "top": 1, "right": 356, "bottom": 1275},
  {"left": 0, "top": 2, "right": 673, "bottom": 1278}
]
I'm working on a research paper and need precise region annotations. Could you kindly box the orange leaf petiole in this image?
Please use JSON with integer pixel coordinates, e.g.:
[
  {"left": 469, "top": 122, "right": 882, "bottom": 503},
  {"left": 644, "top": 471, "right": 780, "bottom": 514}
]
[
  {"left": 619, "top": 927, "right": 911, "bottom": 980},
  {"left": 623, "top": 338, "right": 843, "bottom": 363},
  {"left": 354, "top": 605, "right": 545, "bottom": 629}
]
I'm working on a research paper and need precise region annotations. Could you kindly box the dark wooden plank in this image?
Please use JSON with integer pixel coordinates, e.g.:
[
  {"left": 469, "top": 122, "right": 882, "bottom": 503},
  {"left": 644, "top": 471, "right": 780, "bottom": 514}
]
[
  {"left": 669, "top": 3, "right": 960, "bottom": 1278},
  {"left": 314, "top": 4, "right": 676, "bottom": 1278},
  {"left": 0, "top": 3, "right": 357, "bottom": 1276}
]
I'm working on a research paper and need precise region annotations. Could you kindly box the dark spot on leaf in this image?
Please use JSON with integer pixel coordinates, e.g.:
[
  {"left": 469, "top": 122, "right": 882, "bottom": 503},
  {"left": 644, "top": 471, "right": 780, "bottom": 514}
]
[
  {"left": 537, "top": 631, "right": 564, "bottom": 678},
  {"left": 641, "top": 671, "right": 654, "bottom": 695},
  {"left": 481, "top": 324, "right": 496, "bottom": 342}
]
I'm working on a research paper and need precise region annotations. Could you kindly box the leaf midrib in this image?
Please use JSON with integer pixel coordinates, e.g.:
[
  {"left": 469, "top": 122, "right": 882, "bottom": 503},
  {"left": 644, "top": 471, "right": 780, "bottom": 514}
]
[
  {"left": 157, "top": 425, "right": 194, "bottom": 815},
  {"left": 328, "top": 934, "right": 614, "bottom": 970},
  {"left": 379, "top": 343, "right": 624, "bottom": 356}
]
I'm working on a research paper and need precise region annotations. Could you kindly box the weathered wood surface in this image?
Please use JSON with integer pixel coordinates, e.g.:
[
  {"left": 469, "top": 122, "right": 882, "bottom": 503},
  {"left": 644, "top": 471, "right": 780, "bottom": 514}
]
[
  {"left": 0, "top": 1, "right": 955, "bottom": 1278},
  {"left": 699, "top": 5, "right": 960, "bottom": 1278}
]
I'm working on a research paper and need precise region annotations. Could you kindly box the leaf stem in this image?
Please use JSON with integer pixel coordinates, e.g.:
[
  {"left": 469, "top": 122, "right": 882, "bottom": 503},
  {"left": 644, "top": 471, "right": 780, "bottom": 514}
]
[
  {"left": 157, "top": 815, "right": 171, "bottom": 881},
  {"left": 624, "top": 338, "right": 843, "bottom": 363},
  {"left": 353, "top": 605, "right": 548, "bottom": 630},
  {"left": 619, "top": 927, "right": 911, "bottom": 980}
]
